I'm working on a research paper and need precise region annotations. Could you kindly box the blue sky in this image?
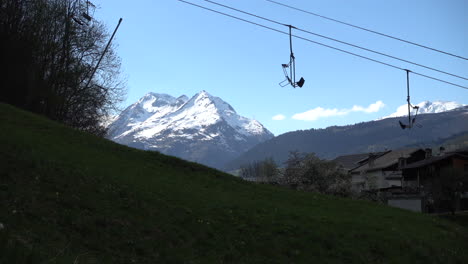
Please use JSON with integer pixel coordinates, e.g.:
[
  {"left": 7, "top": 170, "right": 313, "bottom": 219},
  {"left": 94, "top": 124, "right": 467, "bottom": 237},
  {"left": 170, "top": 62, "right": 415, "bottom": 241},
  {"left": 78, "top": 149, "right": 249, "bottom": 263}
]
[{"left": 94, "top": 0, "right": 467, "bottom": 135}]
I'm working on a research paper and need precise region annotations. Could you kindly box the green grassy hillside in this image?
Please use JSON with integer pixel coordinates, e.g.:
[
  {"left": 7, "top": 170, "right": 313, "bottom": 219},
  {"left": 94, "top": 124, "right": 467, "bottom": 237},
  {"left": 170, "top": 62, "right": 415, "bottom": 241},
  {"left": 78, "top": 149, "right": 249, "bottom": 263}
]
[{"left": 0, "top": 103, "right": 467, "bottom": 263}]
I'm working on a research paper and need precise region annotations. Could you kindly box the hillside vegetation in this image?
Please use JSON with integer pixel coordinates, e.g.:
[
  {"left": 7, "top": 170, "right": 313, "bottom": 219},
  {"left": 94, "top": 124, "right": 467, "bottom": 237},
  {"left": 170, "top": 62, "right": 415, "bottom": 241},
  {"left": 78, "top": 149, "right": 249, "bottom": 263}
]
[{"left": 0, "top": 103, "right": 467, "bottom": 263}]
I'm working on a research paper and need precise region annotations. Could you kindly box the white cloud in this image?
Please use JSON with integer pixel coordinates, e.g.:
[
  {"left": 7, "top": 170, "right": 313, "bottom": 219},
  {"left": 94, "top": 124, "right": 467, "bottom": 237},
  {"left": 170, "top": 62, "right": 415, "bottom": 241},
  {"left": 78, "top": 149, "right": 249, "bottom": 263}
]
[
  {"left": 292, "top": 107, "right": 348, "bottom": 121},
  {"left": 382, "top": 104, "right": 411, "bottom": 119},
  {"left": 351, "top": 101, "right": 385, "bottom": 113},
  {"left": 272, "top": 114, "right": 286, "bottom": 121},
  {"left": 292, "top": 101, "right": 385, "bottom": 121}
]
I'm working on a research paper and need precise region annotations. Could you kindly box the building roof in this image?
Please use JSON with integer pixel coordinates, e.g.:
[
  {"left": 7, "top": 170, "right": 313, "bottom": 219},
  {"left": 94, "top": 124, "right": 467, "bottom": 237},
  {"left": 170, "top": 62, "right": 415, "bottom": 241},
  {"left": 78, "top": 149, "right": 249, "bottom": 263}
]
[
  {"left": 448, "top": 146, "right": 468, "bottom": 154},
  {"left": 332, "top": 151, "right": 387, "bottom": 171},
  {"left": 402, "top": 153, "right": 468, "bottom": 170},
  {"left": 350, "top": 148, "right": 422, "bottom": 173}
]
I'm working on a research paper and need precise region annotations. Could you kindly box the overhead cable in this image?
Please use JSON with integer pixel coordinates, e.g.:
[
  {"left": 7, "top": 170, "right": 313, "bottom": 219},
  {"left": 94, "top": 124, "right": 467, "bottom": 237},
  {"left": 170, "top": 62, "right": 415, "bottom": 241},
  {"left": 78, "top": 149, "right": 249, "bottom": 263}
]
[
  {"left": 265, "top": 0, "right": 468, "bottom": 61},
  {"left": 176, "top": 0, "right": 468, "bottom": 89},
  {"left": 201, "top": 0, "right": 467, "bottom": 81}
]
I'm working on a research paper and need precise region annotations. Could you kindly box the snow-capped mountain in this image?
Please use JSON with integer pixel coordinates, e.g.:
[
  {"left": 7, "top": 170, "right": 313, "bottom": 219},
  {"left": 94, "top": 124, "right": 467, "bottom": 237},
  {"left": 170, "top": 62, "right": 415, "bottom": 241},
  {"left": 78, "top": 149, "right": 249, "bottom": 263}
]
[
  {"left": 382, "top": 100, "right": 465, "bottom": 119},
  {"left": 107, "top": 91, "right": 274, "bottom": 169}
]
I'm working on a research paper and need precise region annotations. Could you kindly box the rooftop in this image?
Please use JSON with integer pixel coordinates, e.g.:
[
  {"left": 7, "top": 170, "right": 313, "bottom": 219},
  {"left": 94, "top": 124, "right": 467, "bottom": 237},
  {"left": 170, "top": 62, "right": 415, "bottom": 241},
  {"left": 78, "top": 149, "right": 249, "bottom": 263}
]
[
  {"left": 333, "top": 152, "right": 387, "bottom": 171},
  {"left": 350, "top": 148, "right": 423, "bottom": 173},
  {"left": 402, "top": 152, "right": 468, "bottom": 170}
]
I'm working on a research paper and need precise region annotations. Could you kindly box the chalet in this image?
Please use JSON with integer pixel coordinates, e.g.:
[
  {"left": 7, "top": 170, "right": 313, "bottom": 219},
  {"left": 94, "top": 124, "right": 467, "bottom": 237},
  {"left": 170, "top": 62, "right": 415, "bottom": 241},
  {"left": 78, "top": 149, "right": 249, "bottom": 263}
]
[
  {"left": 333, "top": 147, "right": 468, "bottom": 213},
  {"left": 401, "top": 148, "right": 468, "bottom": 213},
  {"left": 333, "top": 151, "right": 387, "bottom": 173},
  {"left": 347, "top": 148, "right": 426, "bottom": 192}
]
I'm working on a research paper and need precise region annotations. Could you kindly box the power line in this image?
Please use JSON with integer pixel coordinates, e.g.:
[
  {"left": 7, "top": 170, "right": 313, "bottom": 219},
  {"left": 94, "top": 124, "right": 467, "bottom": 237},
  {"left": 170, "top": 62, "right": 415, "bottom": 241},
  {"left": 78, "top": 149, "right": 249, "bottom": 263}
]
[
  {"left": 265, "top": 0, "right": 468, "bottom": 61},
  {"left": 176, "top": 0, "right": 468, "bottom": 90},
  {"left": 200, "top": 0, "right": 467, "bottom": 81}
]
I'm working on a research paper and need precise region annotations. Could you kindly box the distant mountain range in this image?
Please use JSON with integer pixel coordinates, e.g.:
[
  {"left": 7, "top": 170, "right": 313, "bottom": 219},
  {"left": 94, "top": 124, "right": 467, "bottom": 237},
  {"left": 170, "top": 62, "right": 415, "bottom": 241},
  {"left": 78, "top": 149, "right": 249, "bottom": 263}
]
[
  {"left": 106, "top": 91, "right": 273, "bottom": 169},
  {"left": 226, "top": 105, "right": 468, "bottom": 170},
  {"left": 107, "top": 96, "right": 466, "bottom": 171},
  {"left": 382, "top": 100, "right": 465, "bottom": 119}
]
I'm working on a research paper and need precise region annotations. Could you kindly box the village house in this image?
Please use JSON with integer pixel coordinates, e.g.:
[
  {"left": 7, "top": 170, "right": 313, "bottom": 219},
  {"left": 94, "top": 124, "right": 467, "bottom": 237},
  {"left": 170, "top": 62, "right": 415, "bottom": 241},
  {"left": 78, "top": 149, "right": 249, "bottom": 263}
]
[
  {"left": 346, "top": 148, "right": 426, "bottom": 192},
  {"left": 332, "top": 151, "right": 387, "bottom": 173},
  {"left": 400, "top": 147, "right": 468, "bottom": 213},
  {"left": 335, "top": 147, "right": 468, "bottom": 213}
]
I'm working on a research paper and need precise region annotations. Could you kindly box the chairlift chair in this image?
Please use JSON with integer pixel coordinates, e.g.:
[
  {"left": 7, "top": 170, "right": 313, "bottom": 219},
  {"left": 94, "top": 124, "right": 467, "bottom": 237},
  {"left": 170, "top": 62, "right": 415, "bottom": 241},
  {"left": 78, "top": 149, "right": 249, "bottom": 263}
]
[
  {"left": 82, "top": 0, "right": 96, "bottom": 21},
  {"left": 71, "top": 1, "right": 94, "bottom": 25},
  {"left": 71, "top": 15, "right": 84, "bottom": 25},
  {"left": 398, "top": 70, "right": 420, "bottom": 129},
  {"left": 279, "top": 25, "right": 305, "bottom": 88},
  {"left": 82, "top": 12, "right": 92, "bottom": 21}
]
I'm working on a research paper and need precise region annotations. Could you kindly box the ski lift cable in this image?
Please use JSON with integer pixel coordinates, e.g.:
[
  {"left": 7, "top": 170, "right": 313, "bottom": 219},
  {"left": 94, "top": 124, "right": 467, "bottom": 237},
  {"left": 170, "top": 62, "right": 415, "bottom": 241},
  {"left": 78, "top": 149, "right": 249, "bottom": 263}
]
[
  {"left": 265, "top": 0, "right": 468, "bottom": 61},
  {"left": 200, "top": 0, "right": 467, "bottom": 81},
  {"left": 176, "top": 0, "right": 468, "bottom": 90}
]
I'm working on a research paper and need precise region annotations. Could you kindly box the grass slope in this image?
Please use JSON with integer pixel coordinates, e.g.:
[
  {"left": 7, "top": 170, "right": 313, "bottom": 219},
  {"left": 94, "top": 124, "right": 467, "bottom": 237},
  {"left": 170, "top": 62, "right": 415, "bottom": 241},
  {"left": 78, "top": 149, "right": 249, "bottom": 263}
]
[{"left": 0, "top": 103, "right": 467, "bottom": 263}]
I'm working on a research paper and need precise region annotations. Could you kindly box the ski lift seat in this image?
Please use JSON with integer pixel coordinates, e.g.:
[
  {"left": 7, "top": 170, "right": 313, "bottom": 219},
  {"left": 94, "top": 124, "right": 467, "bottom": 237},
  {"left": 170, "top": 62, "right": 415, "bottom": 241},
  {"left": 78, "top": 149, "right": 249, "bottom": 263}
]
[
  {"left": 399, "top": 121, "right": 407, "bottom": 129},
  {"left": 82, "top": 12, "right": 92, "bottom": 21},
  {"left": 296, "top": 77, "right": 305, "bottom": 88},
  {"left": 72, "top": 15, "right": 84, "bottom": 25}
]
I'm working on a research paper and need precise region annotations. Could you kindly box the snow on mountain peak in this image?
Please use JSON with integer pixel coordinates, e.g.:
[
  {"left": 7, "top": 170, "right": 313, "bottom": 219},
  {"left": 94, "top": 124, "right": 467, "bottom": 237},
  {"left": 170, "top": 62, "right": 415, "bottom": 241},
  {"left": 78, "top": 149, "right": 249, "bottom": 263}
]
[
  {"left": 190, "top": 90, "right": 234, "bottom": 112},
  {"left": 106, "top": 90, "right": 274, "bottom": 169},
  {"left": 176, "top": 95, "right": 189, "bottom": 103},
  {"left": 108, "top": 90, "right": 272, "bottom": 141},
  {"left": 382, "top": 100, "right": 465, "bottom": 119},
  {"left": 136, "top": 92, "right": 188, "bottom": 113},
  {"left": 188, "top": 91, "right": 265, "bottom": 136}
]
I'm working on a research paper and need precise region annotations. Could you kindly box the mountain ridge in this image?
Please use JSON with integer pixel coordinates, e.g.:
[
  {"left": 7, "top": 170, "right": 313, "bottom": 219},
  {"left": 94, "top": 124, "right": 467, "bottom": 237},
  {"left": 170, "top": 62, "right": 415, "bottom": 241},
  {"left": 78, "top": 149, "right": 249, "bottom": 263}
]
[
  {"left": 382, "top": 100, "right": 465, "bottom": 119},
  {"left": 226, "top": 106, "right": 468, "bottom": 170},
  {"left": 107, "top": 91, "right": 273, "bottom": 169}
]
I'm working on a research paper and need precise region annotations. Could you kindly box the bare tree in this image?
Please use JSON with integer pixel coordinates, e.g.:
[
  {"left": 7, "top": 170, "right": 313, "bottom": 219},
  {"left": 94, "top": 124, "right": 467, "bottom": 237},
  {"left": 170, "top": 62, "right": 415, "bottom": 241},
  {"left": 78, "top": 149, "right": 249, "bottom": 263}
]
[{"left": 0, "top": 0, "right": 126, "bottom": 135}]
